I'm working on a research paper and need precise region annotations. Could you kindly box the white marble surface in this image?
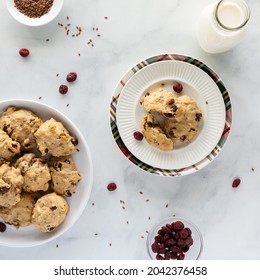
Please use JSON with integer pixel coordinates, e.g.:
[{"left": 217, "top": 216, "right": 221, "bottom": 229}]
[{"left": 0, "top": 0, "right": 260, "bottom": 260}]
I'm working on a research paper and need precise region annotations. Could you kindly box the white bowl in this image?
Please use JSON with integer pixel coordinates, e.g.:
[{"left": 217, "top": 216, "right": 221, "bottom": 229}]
[
  {"left": 6, "top": 0, "right": 63, "bottom": 26},
  {"left": 0, "top": 99, "right": 93, "bottom": 247}
]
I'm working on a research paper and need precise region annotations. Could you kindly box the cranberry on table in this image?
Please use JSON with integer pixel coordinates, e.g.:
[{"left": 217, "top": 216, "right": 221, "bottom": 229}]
[
  {"left": 66, "top": 72, "right": 77, "bottom": 82},
  {"left": 173, "top": 82, "right": 183, "bottom": 93},
  {"left": 59, "top": 85, "right": 68, "bottom": 94},
  {"left": 232, "top": 178, "right": 241, "bottom": 188},
  {"left": 19, "top": 48, "right": 30, "bottom": 57},
  {"left": 107, "top": 182, "right": 117, "bottom": 191},
  {"left": 133, "top": 131, "right": 144, "bottom": 141}
]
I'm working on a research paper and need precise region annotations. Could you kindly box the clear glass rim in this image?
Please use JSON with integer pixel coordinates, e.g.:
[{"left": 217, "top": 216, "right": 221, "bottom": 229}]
[
  {"left": 215, "top": 0, "right": 250, "bottom": 31},
  {"left": 146, "top": 216, "right": 203, "bottom": 260}
]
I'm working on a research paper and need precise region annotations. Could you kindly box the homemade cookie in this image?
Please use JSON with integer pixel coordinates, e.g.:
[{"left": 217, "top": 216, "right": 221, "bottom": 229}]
[
  {"left": 34, "top": 118, "right": 77, "bottom": 157},
  {"left": 32, "top": 192, "right": 69, "bottom": 233},
  {"left": 49, "top": 156, "right": 81, "bottom": 197},
  {"left": 0, "top": 163, "right": 24, "bottom": 208},
  {"left": 0, "top": 192, "right": 40, "bottom": 228},
  {"left": 0, "top": 106, "right": 43, "bottom": 151},
  {"left": 164, "top": 95, "right": 202, "bottom": 143},
  {"left": 15, "top": 153, "right": 51, "bottom": 192},
  {"left": 142, "top": 113, "right": 173, "bottom": 152},
  {"left": 142, "top": 88, "right": 185, "bottom": 121},
  {"left": 0, "top": 129, "right": 21, "bottom": 161}
]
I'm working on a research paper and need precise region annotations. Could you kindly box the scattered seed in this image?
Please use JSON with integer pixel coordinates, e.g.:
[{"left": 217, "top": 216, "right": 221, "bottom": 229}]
[
  {"left": 66, "top": 104, "right": 69, "bottom": 107},
  {"left": 141, "top": 236, "right": 144, "bottom": 239},
  {"left": 139, "top": 191, "right": 143, "bottom": 195},
  {"left": 109, "top": 243, "right": 112, "bottom": 247},
  {"left": 104, "top": 16, "right": 108, "bottom": 19},
  {"left": 92, "top": 202, "right": 94, "bottom": 206},
  {"left": 94, "top": 233, "right": 98, "bottom": 236},
  {"left": 38, "top": 97, "right": 42, "bottom": 100},
  {"left": 56, "top": 244, "right": 59, "bottom": 248},
  {"left": 56, "top": 73, "right": 59, "bottom": 77},
  {"left": 251, "top": 167, "right": 255, "bottom": 172},
  {"left": 146, "top": 199, "right": 149, "bottom": 202},
  {"left": 166, "top": 204, "right": 169, "bottom": 208}
]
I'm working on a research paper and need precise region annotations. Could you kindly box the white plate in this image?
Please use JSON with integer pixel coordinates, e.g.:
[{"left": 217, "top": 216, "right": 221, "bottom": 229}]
[
  {"left": 6, "top": 0, "right": 63, "bottom": 26},
  {"left": 0, "top": 99, "right": 93, "bottom": 247},
  {"left": 116, "top": 60, "right": 226, "bottom": 170}
]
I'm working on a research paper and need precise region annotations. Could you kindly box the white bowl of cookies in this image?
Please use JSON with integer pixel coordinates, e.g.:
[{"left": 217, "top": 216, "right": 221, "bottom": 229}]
[{"left": 0, "top": 99, "right": 93, "bottom": 247}]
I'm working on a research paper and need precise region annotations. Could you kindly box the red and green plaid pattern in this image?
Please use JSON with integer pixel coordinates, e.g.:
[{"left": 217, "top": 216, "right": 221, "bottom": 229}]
[{"left": 110, "top": 54, "right": 232, "bottom": 176}]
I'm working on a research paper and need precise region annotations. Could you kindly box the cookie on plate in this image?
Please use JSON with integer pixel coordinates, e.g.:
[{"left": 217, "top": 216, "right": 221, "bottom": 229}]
[
  {"left": 0, "top": 163, "right": 24, "bottom": 208},
  {"left": 0, "top": 191, "right": 40, "bottom": 228},
  {"left": 15, "top": 153, "right": 51, "bottom": 192},
  {"left": 164, "top": 95, "right": 202, "bottom": 143},
  {"left": 49, "top": 156, "right": 81, "bottom": 197},
  {"left": 32, "top": 192, "right": 69, "bottom": 233},
  {"left": 0, "top": 129, "right": 21, "bottom": 161},
  {"left": 0, "top": 106, "right": 43, "bottom": 151},
  {"left": 34, "top": 118, "right": 77, "bottom": 157},
  {"left": 142, "top": 113, "right": 173, "bottom": 152},
  {"left": 142, "top": 88, "right": 185, "bottom": 121}
]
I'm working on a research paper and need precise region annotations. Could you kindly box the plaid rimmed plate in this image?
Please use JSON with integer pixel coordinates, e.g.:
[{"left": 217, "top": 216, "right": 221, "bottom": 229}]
[{"left": 110, "top": 54, "right": 232, "bottom": 176}]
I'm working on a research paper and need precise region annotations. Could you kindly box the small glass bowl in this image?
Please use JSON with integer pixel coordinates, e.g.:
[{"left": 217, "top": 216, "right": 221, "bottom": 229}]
[
  {"left": 147, "top": 216, "right": 203, "bottom": 260},
  {"left": 6, "top": 0, "right": 63, "bottom": 27}
]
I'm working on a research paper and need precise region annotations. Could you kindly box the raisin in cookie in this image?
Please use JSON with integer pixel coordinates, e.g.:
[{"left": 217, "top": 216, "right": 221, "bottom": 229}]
[
  {"left": 142, "top": 88, "right": 185, "bottom": 121},
  {"left": 0, "top": 163, "right": 24, "bottom": 208},
  {"left": 142, "top": 113, "right": 173, "bottom": 152},
  {"left": 15, "top": 153, "right": 51, "bottom": 192},
  {"left": 32, "top": 192, "right": 69, "bottom": 232},
  {"left": 34, "top": 118, "right": 77, "bottom": 157},
  {"left": 0, "top": 106, "right": 42, "bottom": 151},
  {"left": 164, "top": 95, "right": 202, "bottom": 143},
  {"left": 0, "top": 129, "right": 21, "bottom": 161},
  {"left": 0, "top": 191, "right": 40, "bottom": 228},
  {"left": 49, "top": 156, "right": 81, "bottom": 197}
]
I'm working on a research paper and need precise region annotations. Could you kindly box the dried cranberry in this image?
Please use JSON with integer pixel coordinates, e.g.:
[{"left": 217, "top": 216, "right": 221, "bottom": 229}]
[
  {"left": 133, "top": 131, "right": 143, "bottom": 141},
  {"left": 0, "top": 222, "right": 6, "bottom": 232},
  {"left": 173, "top": 82, "right": 183, "bottom": 93},
  {"left": 66, "top": 72, "right": 77, "bottom": 82},
  {"left": 151, "top": 242, "right": 159, "bottom": 253},
  {"left": 173, "top": 221, "right": 184, "bottom": 231},
  {"left": 180, "top": 228, "right": 189, "bottom": 239},
  {"left": 107, "top": 182, "right": 117, "bottom": 191},
  {"left": 156, "top": 254, "right": 164, "bottom": 260},
  {"left": 19, "top": 48, "right": 30, "bottom": 57},
  {"left": 177, "top": 252, "right": 185, "bottom": 260},
  {"left": 171, "top": 245, "right": 181, "bottom": 253},
  {"left": 232, "top": 178, "right": 241, "bottom": 188},
  {"left": 59, "top": 85, "right": 68, "bottom": 94},
  {"left": 177, "top": 239, "right": 186, "bottom": 249}
]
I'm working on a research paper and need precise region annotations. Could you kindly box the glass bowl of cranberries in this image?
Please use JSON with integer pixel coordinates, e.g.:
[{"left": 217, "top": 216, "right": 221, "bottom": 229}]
[{"left": 147, "top": 216, "right": 203, "bottom": 260}]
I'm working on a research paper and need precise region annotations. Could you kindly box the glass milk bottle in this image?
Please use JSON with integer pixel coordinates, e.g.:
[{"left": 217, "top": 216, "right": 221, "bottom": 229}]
[{"left": 197, "top": 0, "right": 250, "bottom": 53}]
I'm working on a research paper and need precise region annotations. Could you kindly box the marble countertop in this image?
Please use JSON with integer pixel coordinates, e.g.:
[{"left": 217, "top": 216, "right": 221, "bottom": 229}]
[{"left": 0, "top": 0, "right": 260, "bottom": 260}]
